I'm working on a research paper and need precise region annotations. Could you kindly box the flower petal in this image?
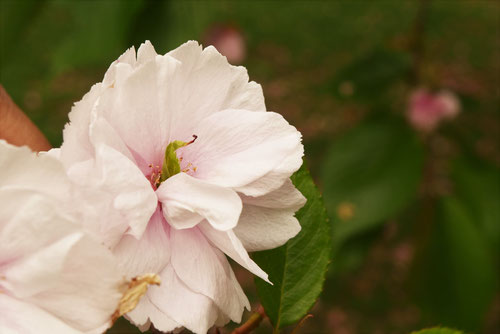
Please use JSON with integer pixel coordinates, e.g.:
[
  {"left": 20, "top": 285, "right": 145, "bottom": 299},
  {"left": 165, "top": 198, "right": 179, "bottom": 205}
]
[
  {"left": 3, "top": 232, "right": 124, "bottom": 333},
  {"left": 94, "top": 53, "right": 181, "bottom": 171},
  {"left": 67, "top": 144, "right": 157, "bottom": 244},
  {"left": 166, "top": 42, "right": 265, "bottom": 140},
  {"left": 233, "top": 179, "right": 305, "bottom": 251},
  {"left": 170, "top": 228, "right": 249, "bottom": 323},
  {"left": 113, "top": 208, "right": 170, "bottom": 279},
  {"left": 177, "top": 109, "right": 303, "bottom": 194},
  {"left": 147, "top": 265, "right": 220, "bottom": 334},
  {"left": 199, "top": 222, "right": 270, "bottom": 283},
  {"left": 157, "top": 173, "right": 242, "bottom": 231},
  {"left": 0, "top": 295, "right": 80, "bottom": 334},
  {"left": 0, "top": 140, "right": 71, "bottom": 199}
]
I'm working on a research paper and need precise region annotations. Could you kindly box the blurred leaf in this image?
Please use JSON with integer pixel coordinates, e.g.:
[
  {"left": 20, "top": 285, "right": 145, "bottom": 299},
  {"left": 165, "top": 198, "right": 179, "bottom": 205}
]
[
  {"left": 321, "top": 120, "right": 423, "bottom": 250},
  {"left": 410, "top": 327, "right": 464, "bottom": 334},
  {"left": 253, "top": 167, "right": 332, "bottom": 330},
  {"left": 329, "top": 49, "right": 411, "bottom": 100},
  {"left": 451, "top": 158, "right": 500, "bottom": 257},
  {"left": 107, "top": 317, "right": 143, "bottom": 334},
  {"left": 412, "top": 197, "right": 497, "bottom": 331},
  {"left": 50, "top": 0, "right": 144, "bottom": 74}
]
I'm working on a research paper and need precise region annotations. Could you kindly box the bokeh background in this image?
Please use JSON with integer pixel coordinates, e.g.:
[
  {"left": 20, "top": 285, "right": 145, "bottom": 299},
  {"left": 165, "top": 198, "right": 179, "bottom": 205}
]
[{"left": 1, "top": 1, "right": 498, "bottom": 333}]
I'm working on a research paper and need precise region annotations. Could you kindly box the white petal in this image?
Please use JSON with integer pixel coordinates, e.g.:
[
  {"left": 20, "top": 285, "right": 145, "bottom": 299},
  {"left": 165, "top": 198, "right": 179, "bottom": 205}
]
[
  {"left": 240, "top": 178, "right": 306, "bottom": 210},
  {"left": 28, "top": 235, "right": 123, "bottom": 333},
  {"left": 3, "top": 233, "right": 124, "bottom": 333},
  {"left": 0, "top": 140, "right": 71, "bottom": 200},
  {"left": 170, "top": 228, "right": 249, "bottom": 322},
  {"left": 60, "top": 83, "right": 103, "bottom": 167},
  {"left": 0, "top": 295, "right": 80, "bottom": 334},
  {"left": 95, "top": 53, "right": 181, "bottom": 171},
  {"left": 233, "top": 180, "right": 305, "bottom": 251},
  {"left": 157, "top": 173, "right": 242, "bottom": 231},
  {"left": 177, "top": 109, "right": 303, "bottom": 193},
  {"left": 137, "top": 40, "right": 158, "bottom": 64},
  {"left": 113, "top": 208, "right": 170, "bottom": 279},
  {"left": 67, "top": 144, "right": 157, "bottom": 244},
  {"left": 165, "top": 41, "right": 266, "bottom": 140},
  {"left": 147, "top": 265, "right": 220, "bottom": 334},
  {"left": 234, "top": 205, "right": 301, "bottom": 252},
  {"left": 0, "top": 190, "right": 76, "bottom": 262},
  {"left": 199, "top": 222, "right": 270, "bottom": 283},
  {"left": 125, "top": 296, "right": 181, "bottom": 333}
]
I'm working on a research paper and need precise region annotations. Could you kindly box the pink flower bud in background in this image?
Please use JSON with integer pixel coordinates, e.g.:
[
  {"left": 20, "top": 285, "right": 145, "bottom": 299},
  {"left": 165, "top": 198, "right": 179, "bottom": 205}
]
[
  {"left": 407, "top": 88, "right": 461, "bottom": 132},
  {"left": 204, "top": 24, "right": 246, "bottom": 64}
]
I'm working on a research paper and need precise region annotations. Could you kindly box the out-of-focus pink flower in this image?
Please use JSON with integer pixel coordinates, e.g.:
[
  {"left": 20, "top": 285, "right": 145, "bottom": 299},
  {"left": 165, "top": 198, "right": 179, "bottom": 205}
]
[
  {"left": 57, "top": 41, "right": 305, "bottom": 333},
  {"left": 407, "top": 88, "right": 460, "bottom": 132},
  {"left": 204, "top": 25, "right": 246, "bottom": 64},
  {"left": 0, "top": 140, "right": 126, "bottom": 334}
]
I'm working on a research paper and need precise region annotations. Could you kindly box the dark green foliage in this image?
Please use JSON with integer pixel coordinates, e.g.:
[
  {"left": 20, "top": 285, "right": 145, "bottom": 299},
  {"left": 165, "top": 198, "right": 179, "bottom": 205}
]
[{"left": 253, "top": 167, "right": 332, "bottom": 330}]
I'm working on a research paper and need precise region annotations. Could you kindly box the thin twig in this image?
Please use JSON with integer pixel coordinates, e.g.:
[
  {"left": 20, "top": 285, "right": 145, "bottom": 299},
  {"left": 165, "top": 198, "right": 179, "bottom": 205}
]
[
  {"left": 290, "top": 314, "right": 313, "bottom": 334},
  {"left": 231, "top": 305, "right": 266, "bottom": 334}
]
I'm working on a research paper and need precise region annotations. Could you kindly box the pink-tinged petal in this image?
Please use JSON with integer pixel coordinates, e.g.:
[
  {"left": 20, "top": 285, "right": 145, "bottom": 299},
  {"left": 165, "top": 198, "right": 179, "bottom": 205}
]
[
  {"left": 178, "top": 109, "right": 303, "bottom": 194},
  {"left": 157, "top": 173, "right": 242, "bottom": 231},
  {"left": 96, "top": 53, "right": 181, "bottom": 171},
  {"left": 113, "top": 209, "right": 170, "bottom": 279},
  {"left": 67, "top": 144, "right": 157, "bottom": 244},
  {"left": 0, "top": 295, "right": 80, "bottom": 334},
  {"left": 164, "top": 41, "right": 265, "bottom": 140},
  {"left": 198, "top": 222, "right": 270, "bottom": 283},
  {"left": 170, "top": 228, "right": 249, "bottom": 322},
  {"left": 148, "top": 265, "right": 220, "bottom": 334},
  {"left": 88, "top": 115, "right": 136, "bottom": 163}
]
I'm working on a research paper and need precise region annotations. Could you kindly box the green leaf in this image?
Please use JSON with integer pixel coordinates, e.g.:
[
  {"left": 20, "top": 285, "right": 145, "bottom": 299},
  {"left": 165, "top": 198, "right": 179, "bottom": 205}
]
[
  {"left": 253, "top": 167, "right": 332, "bottom": 331},
  {"left": 329, "top": 49, "right": 411, "bottom": 100},
  {"left": 410, "top": 327, "right": 464, "bottom": 334},
  {"left": 451, "top": 158, "right": 500, "bottom": 257},
  {"left": 321, "top": 120, "right": 423, "bottom": 250},
  {"left": 412, "top": 197, "right": 497, "bottom": 331}
]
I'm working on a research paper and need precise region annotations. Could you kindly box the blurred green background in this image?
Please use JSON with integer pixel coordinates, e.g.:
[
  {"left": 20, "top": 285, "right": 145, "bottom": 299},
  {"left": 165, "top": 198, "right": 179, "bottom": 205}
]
[{"left": 1, "top": 0, "right": 498, "bottom": 333}]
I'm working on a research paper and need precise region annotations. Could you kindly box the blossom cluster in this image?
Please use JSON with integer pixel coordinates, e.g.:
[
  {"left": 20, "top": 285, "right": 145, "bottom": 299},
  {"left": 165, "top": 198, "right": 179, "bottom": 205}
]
[{"left": 0, "top": 41, "right": 305, "bottom": 333}]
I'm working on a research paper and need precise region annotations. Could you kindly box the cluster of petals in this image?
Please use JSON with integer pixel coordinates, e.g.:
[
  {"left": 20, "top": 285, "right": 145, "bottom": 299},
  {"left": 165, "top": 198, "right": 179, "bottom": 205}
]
[
  {"left": 55, "top": 40, "right": 306, "bottom": 333},
  {"left": 407, "top": 88, "right": 460, "bottom": 132},
  {"left": 0, "top": 140, "right": 125, "bottom": 334}
]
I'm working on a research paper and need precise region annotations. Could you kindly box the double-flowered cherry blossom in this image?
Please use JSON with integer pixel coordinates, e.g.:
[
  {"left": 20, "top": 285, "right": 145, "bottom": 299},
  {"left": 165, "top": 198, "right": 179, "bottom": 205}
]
[
  {"left": 0, "top": 140, "right": 126, "bottom": 334},
  {"left": 57, "top": 40, "right": 306, "bottom": 333}
]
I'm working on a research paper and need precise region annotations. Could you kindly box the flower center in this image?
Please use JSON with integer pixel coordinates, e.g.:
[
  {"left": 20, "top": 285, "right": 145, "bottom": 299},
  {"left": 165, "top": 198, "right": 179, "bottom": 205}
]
[{"left": 148, "top": 135, "right": 198, "bottom": 189}]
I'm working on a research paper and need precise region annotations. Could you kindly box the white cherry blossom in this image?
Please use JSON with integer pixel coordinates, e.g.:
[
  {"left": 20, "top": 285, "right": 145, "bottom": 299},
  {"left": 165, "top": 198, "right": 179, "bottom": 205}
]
[
  {"left": 0, "top": 140, "right": 126, "bottom": 334},
  {"left": 58, "top": 40, "right": 305, "bottom": 333}
]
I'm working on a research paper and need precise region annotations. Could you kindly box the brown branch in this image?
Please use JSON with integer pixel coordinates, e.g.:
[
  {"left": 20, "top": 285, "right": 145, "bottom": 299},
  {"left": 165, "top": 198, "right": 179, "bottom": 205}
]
[
  {"left": 0, "top": 84, "right": 51, "bottom": 152},
  {"left": 231, "top": 305, "right": 266, "bottom": 334}
]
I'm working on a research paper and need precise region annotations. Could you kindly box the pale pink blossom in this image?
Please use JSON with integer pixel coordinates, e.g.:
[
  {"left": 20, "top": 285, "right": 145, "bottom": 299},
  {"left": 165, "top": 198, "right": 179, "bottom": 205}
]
[
  {"left": 407, "top": 88, "right": 461, "bottom": 132},
  {"left": 0, "top": 141, "right": 125, "bottom": 334},
  {"left": 57, "top": 40, "right": 305, "bottom": 333},
  {"left": 204, "top": 25, "right": 246, "bottom": 64}
]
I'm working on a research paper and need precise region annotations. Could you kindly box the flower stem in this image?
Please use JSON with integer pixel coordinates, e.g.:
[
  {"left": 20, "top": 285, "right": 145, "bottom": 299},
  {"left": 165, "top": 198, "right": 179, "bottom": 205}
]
[{"left": 231, "top": 305, "right": 266, "bottom": 334}]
